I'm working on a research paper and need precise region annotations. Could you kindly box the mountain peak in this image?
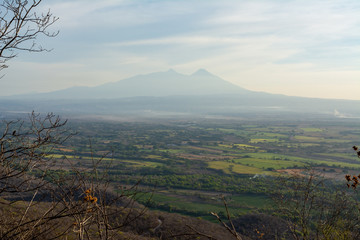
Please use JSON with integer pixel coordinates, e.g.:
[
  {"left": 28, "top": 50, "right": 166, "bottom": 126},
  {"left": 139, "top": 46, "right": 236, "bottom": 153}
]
[
  {"left": 166, "top": 68, "right": 177, "bottom": 73},
  {"left": 191, "top": 68, "right": 212, "bottom": 76},
  {"left": 10, "top": 69, "right": 248, "bottom": 99}
]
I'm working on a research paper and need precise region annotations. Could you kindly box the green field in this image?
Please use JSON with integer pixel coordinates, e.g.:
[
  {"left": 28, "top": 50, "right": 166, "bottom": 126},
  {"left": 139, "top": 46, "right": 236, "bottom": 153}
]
[
  {"left": 57, "top": 119, "right": 360, "bottom": 220},
  {"left": 208, "top": 161, "right": 269, "bottom": 175},
  {"left": 136, "top": 191, "right": 272, "bottom": 220}
]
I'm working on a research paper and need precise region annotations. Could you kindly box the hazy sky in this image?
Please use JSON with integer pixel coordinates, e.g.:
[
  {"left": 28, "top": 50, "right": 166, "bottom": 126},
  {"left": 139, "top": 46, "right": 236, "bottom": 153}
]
[{"left": 1, "top": 0, "right": 360, "bottom": 100}]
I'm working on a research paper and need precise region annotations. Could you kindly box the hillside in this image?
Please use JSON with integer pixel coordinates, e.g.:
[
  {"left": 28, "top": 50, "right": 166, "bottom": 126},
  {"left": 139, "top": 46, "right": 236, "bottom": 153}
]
[{"left": 0, "top": 197, "right": 246, "bottom": 240}]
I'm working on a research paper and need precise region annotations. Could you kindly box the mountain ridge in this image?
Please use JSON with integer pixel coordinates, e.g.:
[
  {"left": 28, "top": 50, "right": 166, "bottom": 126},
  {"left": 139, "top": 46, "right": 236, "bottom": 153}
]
[
  {"left": 8, "top": 69, "right": 249, "bottom": 100},
  {"left": 2, "top": 69, "right": 360, "bottom": 119}
]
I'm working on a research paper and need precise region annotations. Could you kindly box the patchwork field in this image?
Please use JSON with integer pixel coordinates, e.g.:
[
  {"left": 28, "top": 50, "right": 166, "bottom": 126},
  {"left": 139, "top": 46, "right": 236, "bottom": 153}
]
[{"left": 48, "top": 118, "right": 360, "bottom": 219}]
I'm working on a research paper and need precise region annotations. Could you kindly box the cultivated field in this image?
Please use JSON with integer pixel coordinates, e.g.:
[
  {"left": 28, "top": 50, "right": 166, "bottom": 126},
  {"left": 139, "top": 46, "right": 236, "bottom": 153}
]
[{"left": 48, "top": 118, "right": 360, "bottom": 219}]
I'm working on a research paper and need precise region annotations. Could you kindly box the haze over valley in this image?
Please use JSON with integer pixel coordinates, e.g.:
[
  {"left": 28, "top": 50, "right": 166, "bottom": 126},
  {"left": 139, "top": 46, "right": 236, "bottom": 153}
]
[
  {"left": 2, "top": 69, "right": 360, "bottom": 120},
  {"left": 1, "top": 1, "right": 360, "bottom": 239}
]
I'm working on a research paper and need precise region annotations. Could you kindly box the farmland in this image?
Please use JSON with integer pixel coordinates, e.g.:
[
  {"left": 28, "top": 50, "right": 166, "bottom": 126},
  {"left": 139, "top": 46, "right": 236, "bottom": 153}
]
[{"left": 51, "top": 118, "right": 360, "bottom": 220}]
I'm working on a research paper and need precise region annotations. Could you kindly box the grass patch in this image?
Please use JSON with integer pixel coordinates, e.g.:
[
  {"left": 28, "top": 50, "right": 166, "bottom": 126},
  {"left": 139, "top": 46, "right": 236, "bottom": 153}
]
[
  {"left": 316, "top": 153, "right": 360, "bottom": 161},
  {"left": 145, "top": 154, "right": 165, "bottom": 159},
  {"left": 229, "top": 193, "right": 272, "bottom": 209},
  {"left": 294, "top": 136, "right": 322, "bottom": 141},
  {"left": 249, "top": 138, "right": 280, "bottom": 143},
  {"left": 119, "top": 160, "right": 164, "bottom": 168},
  {"left": 234, "top": 144, "right": 259, "bottom": 149},
  {"left": 218, "top": 144, "right": 259, "bottom": 151},
  {"left": 232, "top": 158, "right": 306, "bottom": 170},
  {"left": 137, "top": 192, "right": 266, "bottom": 220},
  {"left": 301, "top": 128, "right": 324, "bottom": 132},
  {"left": 207, "top": 161, "right": 268, "bottom": 175},
  {"left": 256, "top": 132, "right": 287, "bottom": 138}
]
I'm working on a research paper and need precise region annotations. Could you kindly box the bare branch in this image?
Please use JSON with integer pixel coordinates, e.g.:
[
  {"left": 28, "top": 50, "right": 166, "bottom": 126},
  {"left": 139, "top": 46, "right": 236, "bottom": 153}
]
[
  {"left": 0, "top": 0, "right": 58, "bottom": 71},
  {"left": 211, "top": 195, "right": 243, "bottom": 240}
]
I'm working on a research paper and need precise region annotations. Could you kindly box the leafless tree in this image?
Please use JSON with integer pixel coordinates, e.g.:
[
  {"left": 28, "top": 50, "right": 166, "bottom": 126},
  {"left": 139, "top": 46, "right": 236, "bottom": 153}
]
[
  {"left": 0, "top": 112, "right": 69, "bottom": 238},
  {"left": 211, "top": 196, "right": 243, "bottom": 240},
  {"left": 274, "top": 169, "right": 360, "bottom": 240},
  {"left": 0, "top": 112, "right": 68, "bottom": 198},
  {"left": 0, "top": 112, "right": 151, "bottom": 239},
  {"left": 0, "top": 0, "right": 58, "bottom": 71},
  {"left": 0, "top": 1, "right": 159, "bottom": 239}
]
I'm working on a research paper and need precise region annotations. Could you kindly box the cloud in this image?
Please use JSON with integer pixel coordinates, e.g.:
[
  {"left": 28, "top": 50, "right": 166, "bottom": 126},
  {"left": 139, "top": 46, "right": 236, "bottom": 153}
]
[
  {"left": 41, "top": 0, "right": 127, "bottom": 29},
  {"left": 108, "top": 36, "right": 240, "bottom": 46},
  {"left": 42, "top": 0, "right": 202, "bottom": 30},
  {"left": 2, "top": 0, "right": 360, "bottom": 100}
]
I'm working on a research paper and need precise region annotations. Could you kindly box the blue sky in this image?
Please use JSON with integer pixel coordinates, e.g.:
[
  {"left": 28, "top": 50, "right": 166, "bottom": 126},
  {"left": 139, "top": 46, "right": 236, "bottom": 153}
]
[{"left": 1, "top": 0, "right": 360, "bottom": 100}]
